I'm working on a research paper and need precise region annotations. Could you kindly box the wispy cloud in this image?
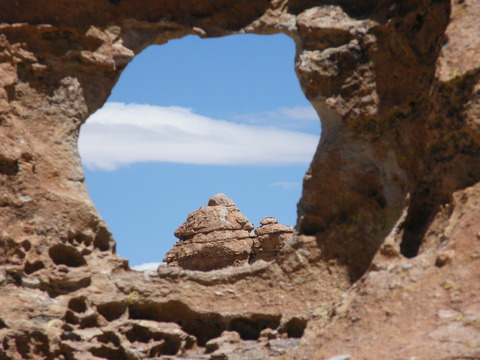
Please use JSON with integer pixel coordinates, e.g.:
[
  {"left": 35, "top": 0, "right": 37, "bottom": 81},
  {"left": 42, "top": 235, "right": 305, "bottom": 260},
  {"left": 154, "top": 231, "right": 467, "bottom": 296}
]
[
  {"left": 79, "top": 102, "right": 319, "bottom": 171},
  {"left": 131, "top": 262, "right": 163, "bottom": 271},
  {"left": 232, "top": 106, "right": 320, "bottom": 132},
  {"left": 270, "top": 182, "right": 301, "bottom": 190}
]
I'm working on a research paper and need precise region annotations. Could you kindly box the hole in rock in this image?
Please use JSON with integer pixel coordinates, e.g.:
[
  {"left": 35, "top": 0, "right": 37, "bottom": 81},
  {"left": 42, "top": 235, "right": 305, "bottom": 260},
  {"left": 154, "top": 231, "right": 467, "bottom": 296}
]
[
  {"left": 399, "top": 185, "right": 442, "bottom": 258},
  {"left": 21, "top": 240, "right": 31, "bottom": 252},
  {"left": 90, "top": 346, "right": 127, "bottom": 360},
  {"left": 96, "top": 332, "right": 121, "bottom": 347},
  {"left": 48, "top": 244, "right": 86, "bottom": 267},
  {"left": 79, "top": 34, "right": 320, "bottom": 269},
  {"left": 128, "top": 301, "right": 223, "bottom": 346},
  {"left": 128, "top": 300, "right": 282, "bottom": 346},
  {"left": 97, "top": 301, "right": 127, "bottom": 322},
  {"left": 283, "top": 317, "right": 308, "bottom": 338},
  {"left": 94, "top": 226, "right": 114, "bottom": 252},
  {"left": 0, "top": 156, "right": 19, "bottom": 176},
  {"left": 123, "top": 323, "right": 183, "bottom": 355},
  {"left": 64, "top": 310, "right": 79, "bottom": 325},
  {"left": 68, "top": 297, "right": 88, "bottom": 313},
  {"left": 14, "top": 331, "right": 50, "bottom": 359},
  {"left": 79, "top": 314, "right": 99, "bottom": 329},
  {"left": 24, "top": 260, "right": 45, "bottom": 275},
  {"left": 230, "top": 316, "right": 282, "bottom": 340}
]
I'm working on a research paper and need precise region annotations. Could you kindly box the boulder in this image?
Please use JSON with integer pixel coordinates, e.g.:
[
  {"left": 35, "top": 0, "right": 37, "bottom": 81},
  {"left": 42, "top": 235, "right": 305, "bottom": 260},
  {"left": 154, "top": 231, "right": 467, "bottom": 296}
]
[
  {"left": 164, "top": 195, "right": 293, "bottom": 270},
  {"left": 163, "top": 194, "right": 255, "bottom": 271}
]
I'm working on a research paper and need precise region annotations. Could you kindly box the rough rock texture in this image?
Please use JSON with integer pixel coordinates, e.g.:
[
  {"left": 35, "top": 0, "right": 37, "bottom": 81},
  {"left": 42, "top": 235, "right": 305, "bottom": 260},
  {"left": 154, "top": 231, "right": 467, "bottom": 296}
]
[
  {"left": 163, "top": 194, "right": 256, "bottom": 271},
  {"left": 0, "top": 0, "right": 479, "bottom": 359},
  {"left": 250, "top": 217, "right": 294, "bottom": 264},
  {"left": 164, "top": 194, "right": 293, "bottom": 271}
]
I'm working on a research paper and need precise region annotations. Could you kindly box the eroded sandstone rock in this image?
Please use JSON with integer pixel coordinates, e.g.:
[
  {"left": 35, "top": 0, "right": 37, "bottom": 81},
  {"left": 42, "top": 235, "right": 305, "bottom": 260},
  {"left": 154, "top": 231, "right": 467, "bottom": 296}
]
[
  {"left": 250, "top": 217, "right": 294, "bottom": 263},
  {"left": 0, "top": 0, "right": 479, "bottom": 359},
  {"left": 163, "top": 194, "right": 293, "bottom": 271},
  {"left": 164, "top": 194, "right": 255, "bottom": 271}
]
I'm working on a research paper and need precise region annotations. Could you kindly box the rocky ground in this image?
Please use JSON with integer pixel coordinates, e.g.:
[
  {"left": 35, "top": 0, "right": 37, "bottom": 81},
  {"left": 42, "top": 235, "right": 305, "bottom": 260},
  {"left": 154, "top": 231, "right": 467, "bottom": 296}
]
[{"left": 0, "top": 0, "right": 479, "bottom": 359}]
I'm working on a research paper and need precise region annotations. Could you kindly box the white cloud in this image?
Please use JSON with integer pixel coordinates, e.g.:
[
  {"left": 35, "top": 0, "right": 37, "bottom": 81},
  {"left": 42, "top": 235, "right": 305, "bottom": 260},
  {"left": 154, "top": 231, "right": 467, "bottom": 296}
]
[
  {"left": 233, "top": 106, "right": 319, "bottom": 131},
  {"left": 131, "top": 262, "right": 163, "bottom": 271},
  {"left": 270, "top": 182, "right": 301, "bottom": 190},
  {"left": 267, "top": 106, "right": 319, "bottom": 121},
  {"left": 79, "top": 102, "right": 319, "bottom": 171}
]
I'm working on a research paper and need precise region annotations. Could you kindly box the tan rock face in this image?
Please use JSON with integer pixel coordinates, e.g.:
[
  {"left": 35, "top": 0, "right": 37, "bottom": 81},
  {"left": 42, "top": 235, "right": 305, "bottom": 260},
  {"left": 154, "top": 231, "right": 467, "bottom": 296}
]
[
  {"left": 164, "top": 194, "right": 293, "bottom": 271},
  {"left": 0, "top": 0, "right": 480, "bottom": 359},
  {"left": 164, "top": 194, "right": 255, "bottom": 271},
  {"left": 251, "top": 217, "right": 294, "bottom": 263}
]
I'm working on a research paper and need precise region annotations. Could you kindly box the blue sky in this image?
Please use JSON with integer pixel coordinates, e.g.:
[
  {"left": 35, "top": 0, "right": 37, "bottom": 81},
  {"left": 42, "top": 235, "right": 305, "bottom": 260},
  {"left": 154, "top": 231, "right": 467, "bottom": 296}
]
[{"left": 78, "top": 34, "right": 321, "bottom": 268}]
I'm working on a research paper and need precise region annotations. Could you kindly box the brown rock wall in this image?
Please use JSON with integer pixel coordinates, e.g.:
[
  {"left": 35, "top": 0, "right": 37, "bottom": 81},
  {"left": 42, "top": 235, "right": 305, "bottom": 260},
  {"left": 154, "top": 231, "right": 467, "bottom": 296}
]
[{"left": 0, "top": 0, "right": 479, "bottom": 359}]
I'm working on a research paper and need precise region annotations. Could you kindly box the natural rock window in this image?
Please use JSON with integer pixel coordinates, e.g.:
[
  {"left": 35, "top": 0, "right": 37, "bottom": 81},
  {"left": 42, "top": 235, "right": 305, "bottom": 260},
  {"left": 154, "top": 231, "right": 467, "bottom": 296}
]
[
  {"left": 1, "top": 1, "right": 479, "bottom": 359},
  {"left": 79, "top": 34, "right": 320, "bottom": 269}
]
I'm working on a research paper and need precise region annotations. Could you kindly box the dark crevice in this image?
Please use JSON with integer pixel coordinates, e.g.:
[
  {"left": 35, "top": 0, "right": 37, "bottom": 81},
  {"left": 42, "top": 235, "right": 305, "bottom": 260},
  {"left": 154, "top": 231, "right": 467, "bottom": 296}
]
[
  {"left": 0, "top": 318, "right": 7, "bottom": 329},
  {"left": 400, "top": 70, "right": 480, "bottom": 258},
  {"left": 24, "top": 260, "right": 45, "bottom": 275},
  {"left": 128, "top": 301, "right": 223, "bottom": 346},
  {"left": 0, "top": 157, "right": 19, "bottom": 176},
  {"left": 128, "top": 300, "right": 282, "bottom": 346},
  {"left": 68, "top": 297, "right": 88, "bottom": 313},
  {"left": 64, "top": 310, "right": 79, "bottom": 325},
  {"left": 399, "top": 183, "right": 441, "bottom": 258},
  {"left": 97, "top": 302, "right": 127, "bottom": 322},
  {"left": 48, "top": 244, "right": 86, "bottom": 267},
  {"left": 124, "top": 323, "right": 184, "bottom": 355},
  {"left": 94, "top": 226, "right": 114, "bottom": 252},
  {"left": 230, "top": 316, "right": 281, "bottom": 341},
  {"left": 90, "top": 346, "right": 126, "bottom": 360},
  {"left": 96, "top": 332, "right": 121, "bottom": 347},
  {"left": 13, "top": 331, "right": 50, "bottom": 360},
  {"left": 79, "top": 314, "right": 99, "bottom": 329},
  {"left": 284, "top": 317, "right": 308, "bottom": 338}
]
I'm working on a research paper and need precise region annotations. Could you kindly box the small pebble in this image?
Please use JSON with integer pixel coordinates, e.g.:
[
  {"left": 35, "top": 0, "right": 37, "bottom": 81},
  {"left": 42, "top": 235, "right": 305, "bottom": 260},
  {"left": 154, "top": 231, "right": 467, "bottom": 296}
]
[
  {"left": 22, "top": 276, "right": 41, "bottom": 289},
  {"left": 442, "top": 280, "right": 455, "bottom": 291},
  {"left": 435, "top": 250, "right": 455, "bottom": 267},
  {"left": 328, "top": 354, "right": 351, "bottom": 360},
  {"left": 437, "top": 309, "right": 458, "bottom": 319}
]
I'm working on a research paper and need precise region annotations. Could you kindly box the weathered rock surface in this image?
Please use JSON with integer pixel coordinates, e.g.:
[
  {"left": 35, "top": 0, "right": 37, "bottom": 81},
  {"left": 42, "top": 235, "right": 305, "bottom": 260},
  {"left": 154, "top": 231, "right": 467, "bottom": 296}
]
[
  {"left": 251, "top": 217, "right": 294, "bottom": 263},
  {"left": 164, "top": 194, "right": 256, "bottom": 271},
  {"left": 164, "top": 194, "right": 293, "bottom": 271},
  {"left": 0, "top": 0, "right": 479, "bottom": 359}
]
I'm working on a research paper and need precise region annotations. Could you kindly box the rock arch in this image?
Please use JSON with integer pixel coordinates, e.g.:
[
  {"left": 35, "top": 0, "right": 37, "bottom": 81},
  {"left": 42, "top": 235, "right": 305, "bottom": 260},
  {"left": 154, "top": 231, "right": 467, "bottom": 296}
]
[{"left": 1, "top": 0, "right": 480, "bottom": 358}]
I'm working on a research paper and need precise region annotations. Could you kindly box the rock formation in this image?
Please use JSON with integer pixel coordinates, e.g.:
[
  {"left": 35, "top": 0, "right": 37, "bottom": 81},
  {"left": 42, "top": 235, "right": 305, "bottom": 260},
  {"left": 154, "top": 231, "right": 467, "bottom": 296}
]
[
  {"left": 164, "top": 194, "right": 293, "bottom": 270},
  {"left": 163, "top": 194, "right": 255, "bottom": 271},
  {"left": 0, "top": 0, "right": 479, "bottom": 359},
  {"left": 250, "top": 217, "right": 294, "bottom": 264}
]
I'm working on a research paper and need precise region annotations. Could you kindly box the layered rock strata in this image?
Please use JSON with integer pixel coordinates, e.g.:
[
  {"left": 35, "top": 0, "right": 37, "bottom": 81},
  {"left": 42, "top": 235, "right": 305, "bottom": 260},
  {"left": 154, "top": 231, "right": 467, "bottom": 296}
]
[
  {"left": 250, "top": 217, "right": 294, "bottom": 264},
  {"left": 163, "top": 194, "right": 255, "bottom": 271},
  {"left": 163, "top": 194, "right": 293, "bottom": 271},
  {"left": 0, "top": 0, "right": 479, "bottom": 359}
]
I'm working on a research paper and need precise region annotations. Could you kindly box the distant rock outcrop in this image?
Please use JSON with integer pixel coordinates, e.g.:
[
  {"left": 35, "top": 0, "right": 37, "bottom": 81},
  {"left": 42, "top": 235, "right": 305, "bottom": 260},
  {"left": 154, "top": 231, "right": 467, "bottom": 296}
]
[
  {"left": 163, "top": 194, "right": 293, "bottom": 271},
  {"left": 251, "top": 217, "right": 294, "bottom": 263}
]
